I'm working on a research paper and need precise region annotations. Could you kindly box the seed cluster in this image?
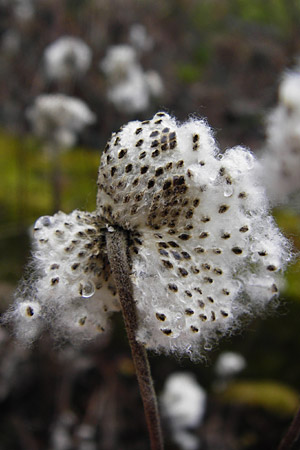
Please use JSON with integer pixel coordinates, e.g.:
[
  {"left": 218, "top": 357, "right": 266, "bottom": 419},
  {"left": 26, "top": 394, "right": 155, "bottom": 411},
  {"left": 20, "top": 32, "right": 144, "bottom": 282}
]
[
  {"left": 9, "top": 211, "right": 120, "bottom": 344},
  {"left": 97, "top": 112, "right": 291, "bottom": 356},
  {"left": 262, "top": 68, "right": 300, "bottom": 203},
  {"left": 7, "top": 112, "right": 291, "bottom": 356}
]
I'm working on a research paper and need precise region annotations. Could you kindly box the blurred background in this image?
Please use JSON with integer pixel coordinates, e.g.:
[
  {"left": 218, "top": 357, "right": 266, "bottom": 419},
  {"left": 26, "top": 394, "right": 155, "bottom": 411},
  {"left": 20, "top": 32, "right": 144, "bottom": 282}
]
[{"left": 1, "top": 0, "right": 300, "bottom": 449}]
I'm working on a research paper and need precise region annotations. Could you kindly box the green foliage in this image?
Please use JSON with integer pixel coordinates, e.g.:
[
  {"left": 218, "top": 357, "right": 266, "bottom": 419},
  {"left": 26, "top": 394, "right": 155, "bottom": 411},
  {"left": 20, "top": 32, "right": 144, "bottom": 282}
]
[
  {"left": 0, "top": 129, "right": 99, "bottom": 230},
  {"left": 273, "top": 209, "right": 300, "bottom": 300},
  {"left": 220, "top": 380, "right": 299, "bottom": 416},
  {"left": 232, "top": 0, "right": 293, "bottom": 31},
  {"left": 189, "top": 0, "right": 296, "bottom": 37},
  {"left": 176, "top": 62, "right": 202, "bottom": 84}
]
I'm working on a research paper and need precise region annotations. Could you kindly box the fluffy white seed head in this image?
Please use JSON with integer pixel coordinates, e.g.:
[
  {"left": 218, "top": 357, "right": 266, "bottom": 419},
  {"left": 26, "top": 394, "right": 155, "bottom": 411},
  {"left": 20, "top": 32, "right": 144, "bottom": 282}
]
[
  {"left": 278, "top": 70, "right": 300, "bottom": 112},
  {"left": 27, "top": 94, "right": 96, "bottom": 149},
  {"left": 129, "top": 24, "right": 154, "bottom": 52},
  {"left": 214, "top": 351, "right": 246, "bottom": 377},
  {"left": 145, "top": 70, "right": 164, "bottom": 98},
  {"left": 7, "top": 112, "right": 291, "bottom": 354},
  {"left": 100, "top": 45, "right": 138, "bottom": 82},
  {"left": 160, "top": 372, "right": 206, "bottom": 450},
  {"left": 14, "top": 0, "right": 35, "bottom": 21},
  {"left": 44, "top": 36, "right": 92, "bottom": 81},
  {"left": 107, "top": 67, "right": 153, "bottom": 114},
  {"left": 5, "top": 211, "right": 120, "bottom": 345},
  {"left": 97, "top": 112, "right": 291, "bottom": 358},
  {"left": 261, "top": 68, "right": 300, "bottom": 203},
  {"left": 100, "top": 44, "right": 163, "bottom": 113}
]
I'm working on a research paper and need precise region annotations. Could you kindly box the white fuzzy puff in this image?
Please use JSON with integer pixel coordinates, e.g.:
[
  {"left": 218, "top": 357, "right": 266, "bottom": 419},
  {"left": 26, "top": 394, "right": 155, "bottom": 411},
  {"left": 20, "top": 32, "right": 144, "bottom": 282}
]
[
  {"left": 44, "top": 36, "right": 92, "bottom": 82},
  {"left": 27, "top": 94, "right": 96, "bottom": 150},
  {"left": 100, "top": 45, "right": 138, "bottom": 82},
  {"left": 6, "top": 211, "right": 120, "bottom": 345},
  {"left": 278, "top": 69, "right": 300, "bottom": 112},
  {"left": 100, "top": 44, "right": 163, "bottom": 113},
  {"left": 262, "top": 69, "right": 300, "bottom": 203},
  {"left": 129, "top": 24, "right": 154, "bottom": 52},
  {"left": 97, "top": 112, "right": 291, "bottom": 357},
  {"left": 214, "top": 351, "right": 246, "bottom": 378},
  {"left": 160, "top": 372, "right": 206, "bottom": 450}
]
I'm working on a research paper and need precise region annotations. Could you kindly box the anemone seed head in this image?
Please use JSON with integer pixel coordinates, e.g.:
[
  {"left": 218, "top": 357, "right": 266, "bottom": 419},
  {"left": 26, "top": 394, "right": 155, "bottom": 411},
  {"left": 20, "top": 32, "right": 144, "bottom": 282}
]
[{"left": 6, "top": 113, "right": 291, "bottom": 357}]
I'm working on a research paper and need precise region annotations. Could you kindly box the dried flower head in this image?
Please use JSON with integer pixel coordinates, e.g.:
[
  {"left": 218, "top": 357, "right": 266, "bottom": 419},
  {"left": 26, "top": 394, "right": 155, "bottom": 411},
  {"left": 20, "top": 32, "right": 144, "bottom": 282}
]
[
  {"left": 14, "top": 0, "right": 35, "bottom": 22},
  {"left": 129, "top": 24, "right": 154, "bottom": 52},
  {"left": 214, "top": 351, "right": 246, "bottom": 378},
  {"left": 160, "top": 372, "right": 206, "bottom": 450},
  {"left": 6, "top": 113, "right": 291, "bottom": 357},
  {"left": 261, "top": 68, "right": 300, "bottom": 204},
  {"left": 100, "top": 45, "right": 138, "bottom": 82},
  {"left": 44, "top": 36, "right": 92, "bottom": 82},
  {"left": 5, "top": 211, "right": 120, "bottom": 344},
  {"left": 97, "top": 112, "right": 290, "bottom": 357},
  {"left": 100, "top": 44, "right": 163, "bottom": 113},
  {"left": 27, "top": 94, "right": 96, "bottom": 150}
]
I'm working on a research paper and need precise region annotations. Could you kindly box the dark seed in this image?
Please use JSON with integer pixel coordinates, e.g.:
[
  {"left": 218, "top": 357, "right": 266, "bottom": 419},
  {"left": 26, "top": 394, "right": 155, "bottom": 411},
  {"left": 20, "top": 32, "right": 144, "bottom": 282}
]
[
  {"left": 162, "top": 260, "right": 173, "bottom": 269},
  {"left": 118, "top": 148, "right": 127, "bottom": 158},
  {"left": 168, "top": 283, "right": 178, "bottom": 292},
  {"left": 218, "top": 204, "right": 229, "bottom": 213},
  {"left": 162, "top": 328, "right": 172, "bottom": 335},
  {"left": 156, "top": 313, "right": 166, "bottom": 321},
  {"left": 178, "top": 267, "right": 188, "bottom": 277},
  {"left": 232, "top": 247, "right": 243, "bottom": 255}
]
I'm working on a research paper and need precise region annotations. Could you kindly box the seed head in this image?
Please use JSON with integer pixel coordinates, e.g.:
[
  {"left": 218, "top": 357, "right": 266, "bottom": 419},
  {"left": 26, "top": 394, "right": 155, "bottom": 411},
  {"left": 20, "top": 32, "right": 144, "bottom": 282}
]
[
  {"left": 27, "top": 94, "right": 96, "bottom": 150},
  {"left": 97, "top": 112, "right": 291, "bottom": 357},
  {"left": 5, "top": 211, "right": 119, "bottom": 345},
  {"left": 100, "top": 45, "right": 163, "bottom": 113},
  {"left": 261, "top": 68, "right": 300, "bottom": 203},
  {"left": 6, "top": 113, "right": 291, "bottom": 357},
  {"left": 44, "top": 36, "right": 92, "bottom": 82}
]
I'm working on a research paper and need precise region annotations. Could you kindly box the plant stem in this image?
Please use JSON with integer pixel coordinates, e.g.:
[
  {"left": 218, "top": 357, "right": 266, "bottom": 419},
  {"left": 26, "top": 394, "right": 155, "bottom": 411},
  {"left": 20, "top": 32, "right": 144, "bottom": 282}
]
[
  {"left": 278, "top": 404, "right": 300, "bottom": 450},
  {"left": 106, "top": 228, "right": 164, "bottom": 450}
]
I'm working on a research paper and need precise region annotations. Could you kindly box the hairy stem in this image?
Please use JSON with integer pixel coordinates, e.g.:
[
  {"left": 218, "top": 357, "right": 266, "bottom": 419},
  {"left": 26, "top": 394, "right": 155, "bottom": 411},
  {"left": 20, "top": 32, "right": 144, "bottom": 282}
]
[
  {"left": 106, "top": 228, "right": 164, "bottom": 450},
  {"left": 278, "top": 404, "right": 300, "bottom": 450}
]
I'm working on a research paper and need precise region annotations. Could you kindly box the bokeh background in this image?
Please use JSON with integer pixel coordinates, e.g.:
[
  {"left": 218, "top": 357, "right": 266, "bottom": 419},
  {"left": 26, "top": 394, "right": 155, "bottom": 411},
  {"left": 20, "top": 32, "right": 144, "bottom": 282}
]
[{"left": 1, "top": 1, "right": 300, "bottom": 449}]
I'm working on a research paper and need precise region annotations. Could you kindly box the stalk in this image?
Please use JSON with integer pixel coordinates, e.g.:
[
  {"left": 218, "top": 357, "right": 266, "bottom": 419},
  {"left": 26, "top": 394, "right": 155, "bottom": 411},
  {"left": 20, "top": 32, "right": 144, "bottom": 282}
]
[
  {"left": 106, "top": 228, "right": 164, "bottom": 450},
  {"left": 278, "top": 404, "right": 300, "bottom": 450}
]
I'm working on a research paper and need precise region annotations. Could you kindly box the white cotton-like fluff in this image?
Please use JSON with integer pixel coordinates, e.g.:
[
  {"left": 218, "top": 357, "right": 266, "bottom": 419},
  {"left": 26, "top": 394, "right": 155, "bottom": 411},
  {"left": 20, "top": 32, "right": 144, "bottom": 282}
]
[
  {"left": 100, "top": 44, "right": 163, "bottom": 113},
  {"left": 27, "top": 94, "right": 95, "bottom": 149},
  {"left": 107, "top": 67, "right": 153, "bottom": 114},
  {"left": 44, "top": 36, "right": 92, "bottom": 81},
  {"left": 278, "top": 70, "right": 300, "bottom": 111},
  {"left": 97, "top": 112, "right": 291, "bottom": 358},
  {"left": 160, "top": 372, "right": 206, "bottom": 450},
  {"left": 14, "top": 0, "right": 34, "bottom": 21},
  {"left": 100, "top": 45, "right": 138, "bottom": 82},
  {"left": 5, "top": 211, "right": 120, "bottom": 345},
  {"left": 261, "top": 69, "right": 300, "bottom": 204},
  {"left": 129, "top": 24, "right": 154, "bottom": 52},
  {"left": 214, "top": 351, "right": 246, "bottom": 377},
  {"left": 145, "top": 70, "right": 164, "bottom": 98}
]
